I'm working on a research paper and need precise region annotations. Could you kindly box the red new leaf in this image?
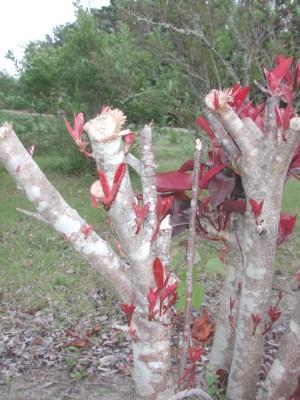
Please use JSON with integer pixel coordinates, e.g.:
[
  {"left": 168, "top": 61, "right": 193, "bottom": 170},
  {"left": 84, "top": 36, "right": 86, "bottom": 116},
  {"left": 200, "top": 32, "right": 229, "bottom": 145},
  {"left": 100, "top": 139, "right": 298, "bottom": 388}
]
[
  {"left": 268, "top": 305, "right": 281, "bottom": 322},
  {"left": 178, "top": 160, "right": 194, "bottom": 172},
  {"left": 200, "top": 164, "right": 226, "bottom": 189},
  {"left": 195, "top": 116, "right": 215, "bottom": 140},
  {"left": 153, "top": 257, "right": 164, "bottom": 291},
  {"left": 222, "top": 199, "right": 246, "bottom": 214},
  {"left": 264, "top": 57, "right": 293, "bottom": 94},
  {"left": 64, "top": 112, "right": 84, "bottom": 142},
  {"left": 120, "top": 301, "right": 136, "bottom": 326},
  {"left": 207, "top": 172, "right": 236, "bottom": 208},
  {"left": 97, "top": 163, "right": 126, "bottom": 206},
  {"left": 232, "top": 85, "right": 250, "bottom": 109},
  {"left": 98, "top": 169, "right": 110, "bottom": 199},
  {"left": 156, "top": 196, "right": 174, "bottom": 221},
  {"left": 249, "top": 198, "right": 264, "bottom": 220},
  {"left": 251, "top": 313, "right": 261, "bottom": 335},
  {"left": 188, "top": 347, "right": 203, "bottom": 363},
  {"left": 156, "top": 171, "right": 193, "bottom": 192},
  {"left": 277, "top": 213, "right": 297, "bottom": 247}
]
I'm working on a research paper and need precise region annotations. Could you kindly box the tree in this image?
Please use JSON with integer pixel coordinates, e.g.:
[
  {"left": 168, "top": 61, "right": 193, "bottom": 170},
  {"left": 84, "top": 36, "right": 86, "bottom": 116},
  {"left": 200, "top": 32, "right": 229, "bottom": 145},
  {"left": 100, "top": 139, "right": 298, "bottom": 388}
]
[{"left": 1, "top": 56, "right": 300, "bottom": 399}]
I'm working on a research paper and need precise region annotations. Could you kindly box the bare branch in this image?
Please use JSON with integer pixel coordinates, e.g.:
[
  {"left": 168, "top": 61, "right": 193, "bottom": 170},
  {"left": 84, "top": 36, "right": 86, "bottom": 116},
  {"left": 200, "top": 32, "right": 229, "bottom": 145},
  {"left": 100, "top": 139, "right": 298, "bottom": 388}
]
[
  {"left": 202, "top": 110, "right": 241, "bottom": 160},
  {"left": 16, "top": 207, "right": 49, "bottom": 225},
  {"left": 84, "top": 109, "right": 139, "bottom": 257},
  {"left": 179, "top": 139, "right": 202, "bottom": 377},
  {"left": 126, "top": 152, "right": 142, "bottom": 176},
  {"left": 133, "top": 16, "right": 239, "bottom": 83}
]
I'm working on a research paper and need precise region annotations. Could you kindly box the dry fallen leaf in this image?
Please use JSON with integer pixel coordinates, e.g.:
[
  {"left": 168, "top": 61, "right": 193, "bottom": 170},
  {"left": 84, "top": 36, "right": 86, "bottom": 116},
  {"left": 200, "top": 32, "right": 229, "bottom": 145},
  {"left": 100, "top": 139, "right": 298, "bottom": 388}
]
[
  {"left": 191, "top": 309, "right": 215, "bottom": 344},
  {"left": 64, "top": 338, "right": 90, "bottom": 348},
  {"left": 85, "top": 323, "right": 102, "bottom": 337}
]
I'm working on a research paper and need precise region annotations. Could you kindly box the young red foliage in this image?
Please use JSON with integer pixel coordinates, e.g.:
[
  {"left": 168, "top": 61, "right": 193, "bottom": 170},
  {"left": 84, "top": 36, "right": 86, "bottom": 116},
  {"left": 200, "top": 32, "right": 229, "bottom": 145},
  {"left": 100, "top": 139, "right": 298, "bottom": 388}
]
[
  {"left": 195, "top": 116, "right": 215, "bottom": 140},
  {"left": 120, "top": 301, "right": 136, "bottom": 326},
  {"left": 132, "top": 202, "right": 150, "bottom": 234},
  {"left": 249, "top": 198, "right": 264, "bottom": 221},
  {"left": 97, "top": 163, "right": 126, "bottom": 206},
  {"left": 200, "top": 164, "right": 226, "bottom": 189},
  {"left": 264, "top": 56, "right": 293, "bottom": 94},
  {"left": 153, "top": 257, "right": 165, "bottom": 291},
  {"left": 251, "top": 313, "right": 262, "bottom": 335},
  {"left": 277, "top": 213, "right": 297, "bottom": 247}
]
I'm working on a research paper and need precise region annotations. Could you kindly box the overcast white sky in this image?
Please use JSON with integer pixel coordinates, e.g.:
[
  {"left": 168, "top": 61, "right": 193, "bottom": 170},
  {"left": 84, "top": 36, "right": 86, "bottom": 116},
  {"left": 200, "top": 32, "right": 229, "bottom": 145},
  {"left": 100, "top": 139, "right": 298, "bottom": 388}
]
[{"left": 0, "top": 0, "right": 110, "bottom": 76}]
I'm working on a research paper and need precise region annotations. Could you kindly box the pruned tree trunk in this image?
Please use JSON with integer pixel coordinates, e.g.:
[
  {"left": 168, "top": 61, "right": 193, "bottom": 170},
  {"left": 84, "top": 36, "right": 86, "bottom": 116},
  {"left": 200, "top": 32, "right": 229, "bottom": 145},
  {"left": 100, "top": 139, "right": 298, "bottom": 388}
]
[
  {"left": 0, "top": 113, "right": 176, "bottom": 399},
  {"left": 209, "top": 216, "right": 243, "bottom": 373},
  {"left": 257, "top": 295, "right": 300, "bottom": 400},
  {"left": 205, "top": 101, "right": 300, "bottom": 399}
]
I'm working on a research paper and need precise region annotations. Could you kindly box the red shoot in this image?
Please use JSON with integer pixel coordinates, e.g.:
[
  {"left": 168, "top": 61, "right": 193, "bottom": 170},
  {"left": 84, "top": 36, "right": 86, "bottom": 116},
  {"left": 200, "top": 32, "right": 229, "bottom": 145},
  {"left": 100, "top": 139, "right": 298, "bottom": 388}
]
[
  {"left": 132, "top": 202, "right": 150, "bottom": 234},
  {"left": 120, "top": 300, "right": 136, "bottom": 326},
  {"left": 195, "top": 116, "right": 215, "bottom": 141},
  {"left": 268, "top": 305, "right": 281, "bottom": 322},
  {"left": 264, "top": 57, "right": 293, "bottom": 94},
  {"left": 153, "top": 257, "right": 165, "bottom": 291},
  {"left": 97, "top": 163, "right": 126, "bottom": 206},
  {"left": 188, "top": 347, "right": 203, "bottom": 363},
  {"left": 277, "top": 213, "right": 297, "bottom": 247},
  {"left": 229, "top": 297, "right": 236, "bottom": 312},
  {"left": 213, "top": 91, "right": 220, "bottom": 109},
  {"left": 251, "top": 313, "right": 262, "bottom": 335},
  {"left": 249, "top": 198, "right": 264, "bottom": 221},
  {"left": 231, "top": 84, "right": 250, "bottom": 110},
  {"left": 124, "top": 132, "right": 136, "bottom": 145},
  {"left": 81, "top": 224, "right": 93, "bottom": 237},
  {"left": 64, "top": 113, "right": 84, "bottom": 143}
]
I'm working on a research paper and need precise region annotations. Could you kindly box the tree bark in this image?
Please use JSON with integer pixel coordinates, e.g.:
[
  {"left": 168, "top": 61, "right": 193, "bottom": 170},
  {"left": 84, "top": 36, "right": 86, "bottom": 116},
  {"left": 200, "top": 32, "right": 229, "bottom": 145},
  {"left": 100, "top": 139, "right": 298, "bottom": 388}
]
[
  {"left": 209, "top": 217, "right": 243, "bottom": 373},
  {"left": 257, "top": 296, "right": 300, "bottom": 400}
]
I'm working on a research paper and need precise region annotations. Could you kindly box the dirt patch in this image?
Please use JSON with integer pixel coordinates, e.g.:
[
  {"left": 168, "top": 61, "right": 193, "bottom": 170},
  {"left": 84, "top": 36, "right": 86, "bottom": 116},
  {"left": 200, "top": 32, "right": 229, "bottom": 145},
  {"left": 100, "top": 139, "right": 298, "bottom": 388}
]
[{"left": 0, "top": 368, "right": 135, "bottom": 400}]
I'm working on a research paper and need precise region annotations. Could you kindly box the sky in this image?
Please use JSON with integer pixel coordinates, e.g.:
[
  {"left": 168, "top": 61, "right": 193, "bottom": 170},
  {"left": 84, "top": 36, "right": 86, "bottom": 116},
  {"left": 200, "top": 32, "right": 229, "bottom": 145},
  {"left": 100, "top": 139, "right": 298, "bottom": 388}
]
[{"left": 0, "top": 0, "right": 110, "bottom": 76}]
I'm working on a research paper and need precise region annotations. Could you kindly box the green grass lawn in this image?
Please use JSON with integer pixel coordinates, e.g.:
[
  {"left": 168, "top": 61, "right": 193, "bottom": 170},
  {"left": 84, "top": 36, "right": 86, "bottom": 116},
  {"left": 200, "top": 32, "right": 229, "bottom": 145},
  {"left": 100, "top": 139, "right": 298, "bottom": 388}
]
[{"left": 0, "top": 110, "right": 299, "bottom": 324}]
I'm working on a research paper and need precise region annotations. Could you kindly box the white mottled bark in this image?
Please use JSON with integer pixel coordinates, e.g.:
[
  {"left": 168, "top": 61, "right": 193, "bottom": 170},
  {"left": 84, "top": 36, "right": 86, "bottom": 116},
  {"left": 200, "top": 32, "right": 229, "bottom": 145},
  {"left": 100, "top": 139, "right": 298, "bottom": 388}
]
[
  {"left": 0, "top": 112, "right": 177, "bottom": 399},
  {"left": 257, "top": 296, "right": 300, "bottom": 400},
  {"left": 209, "top": 218, "right": 243, "bottom": 373},
  {"left": 213, "top": 110, "right": 300, "bottom": 400}
]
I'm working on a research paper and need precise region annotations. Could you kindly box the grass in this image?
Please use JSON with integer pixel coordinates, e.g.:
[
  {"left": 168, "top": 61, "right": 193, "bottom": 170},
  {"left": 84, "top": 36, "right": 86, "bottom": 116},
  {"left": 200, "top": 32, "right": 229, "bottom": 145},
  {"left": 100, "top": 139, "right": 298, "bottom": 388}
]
[{"left": 0, "top": 110, "right": 299, "bottom": 324}]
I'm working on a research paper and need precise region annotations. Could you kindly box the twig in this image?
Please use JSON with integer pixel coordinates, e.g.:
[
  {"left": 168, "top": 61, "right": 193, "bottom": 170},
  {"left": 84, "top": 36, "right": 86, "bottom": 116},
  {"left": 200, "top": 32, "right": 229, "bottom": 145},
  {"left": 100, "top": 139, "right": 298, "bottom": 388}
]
[
  {"left": 16, "top": 207, "right": 49, "bottom": 225},
  {"left": 126, "top": 153, "right": 142, "bottom": 176},
  {"left": 202, "top": 110, "right": 241, "bottom": 160},
  {"left": 179, "top": 139, "right": 202, "bottom": 377},
  {"left": 253, "top": 80, "right": 271, "bottom": 96},
  {"left": 169, "top": 388, "right": 213, "bottom": 400}
]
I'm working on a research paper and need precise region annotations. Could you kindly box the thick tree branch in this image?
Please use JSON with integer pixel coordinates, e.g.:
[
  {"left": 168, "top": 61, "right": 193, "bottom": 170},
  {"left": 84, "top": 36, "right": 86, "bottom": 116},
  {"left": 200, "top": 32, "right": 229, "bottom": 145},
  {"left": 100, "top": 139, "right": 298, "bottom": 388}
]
[
  {"left": 217, "top": 107, "right": 256, "bottom": 156},
  {"left": 84, "top": 109, "right": 142, "bottom": 260},
  {"left": 0, "top": 123, "right": 132, "bottom": 301},
  {"left": 140, "top": 123, "right": 158, "bottom": 241},
  {"left": 202, "top": 109, "right": 241, "bottom": 160}
]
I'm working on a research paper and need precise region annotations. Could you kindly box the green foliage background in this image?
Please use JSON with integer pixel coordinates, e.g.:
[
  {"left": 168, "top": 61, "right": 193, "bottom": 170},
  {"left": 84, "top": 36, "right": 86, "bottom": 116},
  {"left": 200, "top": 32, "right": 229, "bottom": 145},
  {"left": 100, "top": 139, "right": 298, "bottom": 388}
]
[{"left": 1, "top": 1, "right": 299, "bottom": 125}]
